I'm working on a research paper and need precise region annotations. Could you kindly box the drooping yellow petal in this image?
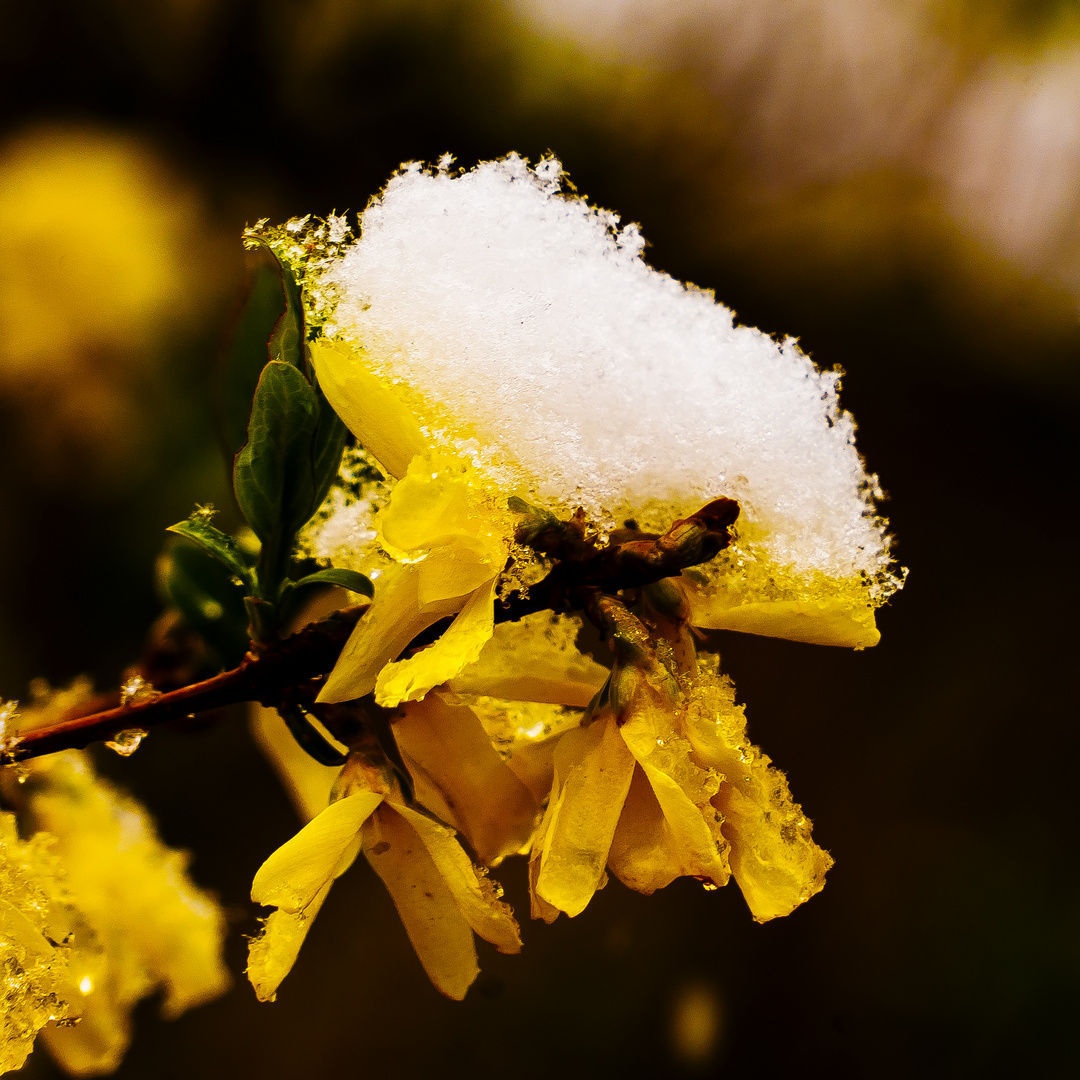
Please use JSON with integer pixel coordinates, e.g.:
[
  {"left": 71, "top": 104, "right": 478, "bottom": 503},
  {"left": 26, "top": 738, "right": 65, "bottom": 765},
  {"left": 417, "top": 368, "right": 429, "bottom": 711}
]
[
  {"left": 533, "top": 714, "right": 635, "bottom": 918},
  {"left": 527, "top": 840, "right": 562, "bottom": 924},
  {"left": 619, "top": 708, "right": 729, "bottom": 890},
  {"left": 682, "top": 660, "right": 832, "bottom": 921},
  {"left": 416, "top": 543, "right": 501, "bottom": 607},
  {"left": 679, "top": 540, "right": 884, "bottom": 649},
  {"left": 251, "top": 791, "right": 383, "bottom": 913},
  {"left": 246, "top": 883, "right": 331, "bottom": 1003},
  {"left": 607, "top": 767, "right": 684, "bottom": 894},
  {"left": 318, "top": 564, "right": 464, "bottom": 704},
  {"left": 362, "top": 805, "right": 479, "bottom": 1000},
  {"left": 686, "top": 592, "right": 880, "bottom": 648},
  {"left": 464, "top": 696, "right": 586, "bottom": 803},
  {"left": 449, "top": 611, "right": 610, "bottom": 707},
  {"left": 392, "top": 692, "right": 538, "bottom": 865},
  {"left": 375, "top": 577, "right": 498, "bottom": 707},
  {"left": 309, "top": 337, "right": 427, "bottom": 479},
  {"left": 395, "top": 805, "right": 521, "bottom": 954}
]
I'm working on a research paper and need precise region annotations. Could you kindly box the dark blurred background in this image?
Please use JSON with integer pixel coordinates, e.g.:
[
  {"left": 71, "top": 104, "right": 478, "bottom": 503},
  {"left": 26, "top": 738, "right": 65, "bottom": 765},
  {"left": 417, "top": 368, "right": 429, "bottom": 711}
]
[{"left": 1, "top": 1, "right": 1077, "bottom": 1077}]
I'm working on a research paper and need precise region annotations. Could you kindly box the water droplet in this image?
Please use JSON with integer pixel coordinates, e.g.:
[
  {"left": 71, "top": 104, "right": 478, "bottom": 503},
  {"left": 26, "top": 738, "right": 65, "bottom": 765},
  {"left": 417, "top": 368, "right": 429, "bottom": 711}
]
[
  {"left": 119, "top": 674, "right": 160, "bottom": 706},
  {"left": 106, "top": 728, "right": 147, "bottom": 756}
]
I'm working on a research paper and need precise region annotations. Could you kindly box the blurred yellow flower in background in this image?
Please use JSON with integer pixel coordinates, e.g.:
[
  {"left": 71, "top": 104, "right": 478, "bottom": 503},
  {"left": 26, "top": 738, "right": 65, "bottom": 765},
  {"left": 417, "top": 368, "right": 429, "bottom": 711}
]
[{"left": 0, "top": 126, "right": 224, "bottom": 482}]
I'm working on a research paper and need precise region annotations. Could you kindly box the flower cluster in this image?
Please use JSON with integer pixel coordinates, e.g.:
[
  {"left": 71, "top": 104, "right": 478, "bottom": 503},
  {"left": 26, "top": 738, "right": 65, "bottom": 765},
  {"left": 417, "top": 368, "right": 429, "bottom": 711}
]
[
  {"left": 247, "top": 155, "right": 898, "bottom": 1001},
  {"left": 0, "top": 685, "right": 229, "bottom": 1075}
]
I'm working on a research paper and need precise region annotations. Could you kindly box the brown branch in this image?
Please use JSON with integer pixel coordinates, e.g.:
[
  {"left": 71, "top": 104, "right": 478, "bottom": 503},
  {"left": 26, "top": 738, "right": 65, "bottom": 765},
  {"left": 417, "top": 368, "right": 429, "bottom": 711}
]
[
  {"left": 9, "top": 498, "right": 739, "bottom": 763},
  {"left": 10, "top": 607, "right": 366, "bottom": 761}
]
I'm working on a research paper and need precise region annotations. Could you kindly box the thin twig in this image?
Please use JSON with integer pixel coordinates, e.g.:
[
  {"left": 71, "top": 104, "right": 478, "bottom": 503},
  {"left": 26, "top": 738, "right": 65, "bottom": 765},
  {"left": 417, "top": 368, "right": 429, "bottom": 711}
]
[
  {"left": 10, "top": 498, "right": 739, "bottom": 762},
  {"left": 11, "top": 607, "right": 366, "bottom": 761}
]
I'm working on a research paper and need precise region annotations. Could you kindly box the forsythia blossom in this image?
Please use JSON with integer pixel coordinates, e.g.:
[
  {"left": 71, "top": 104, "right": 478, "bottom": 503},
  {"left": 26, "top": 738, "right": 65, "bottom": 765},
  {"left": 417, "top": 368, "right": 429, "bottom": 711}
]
[
  {"left": 248, "top": 155, "right": 900, "bottom": 1000},
  {"left": 0, "top": 686, "right": 229, "bottom": 1076}
]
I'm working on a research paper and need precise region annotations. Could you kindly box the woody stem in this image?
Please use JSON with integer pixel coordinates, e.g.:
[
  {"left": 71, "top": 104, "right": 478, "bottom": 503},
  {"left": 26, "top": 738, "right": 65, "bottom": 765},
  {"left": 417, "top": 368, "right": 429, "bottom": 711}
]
[
  {"left": 10, "top": 497, "right": 739, "bottom": 763},
  {"left": 10, "top": 607, "right": 367, "bottom": 761}
]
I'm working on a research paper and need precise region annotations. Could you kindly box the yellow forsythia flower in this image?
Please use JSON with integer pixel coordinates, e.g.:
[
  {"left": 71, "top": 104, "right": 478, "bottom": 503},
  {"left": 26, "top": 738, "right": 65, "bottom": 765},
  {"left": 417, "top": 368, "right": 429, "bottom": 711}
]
[
  {"left": 248, "top": 753, "right": 520, "bottom": 1001},
  {"left": 18, "top": 751, "right": 230, "bottom": 1076},
  {"left": 248, "top": 153, "right": 901, "bottom": 998},
  {"left": 0, "top": 813, "right": 75, "bottom": 1075}
]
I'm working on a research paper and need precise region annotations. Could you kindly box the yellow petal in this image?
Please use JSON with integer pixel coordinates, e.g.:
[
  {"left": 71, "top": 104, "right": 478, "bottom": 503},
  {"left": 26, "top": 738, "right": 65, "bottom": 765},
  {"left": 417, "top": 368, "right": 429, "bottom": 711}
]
[
  {"left": 375, "top": 577, "right": 497, "bottom": 707},
  {"left": 362, "top": 806, "right": 479, "bottom": 1000},
  {"left": 378, "top": 456, "right": 487, "bottom": 556},
  {"left": 620, "top": 710, "right": 729, "bottom": 890},
  {"left": 309, "top": 337, "right": 427, "bottom": 479},
  {"left": 683, "top": 662, "right": 832, "bottom": 921},
  {"left": 683, "top": 581, "right": 880, "bottom": 648},
  {"left": 318, "top": 564, "right": 463, "bottom": 704},
  {"left": 41, "top": 998, "right": 129, "bottom": 1078},
  {"left": 607, "top": 767, "right": 685, "bottom": 894},
  {"left": 17, "top": 750, "right": 229, "bottom": 1061},
  {"left": 392, "top": 692, "right": 538, "bottom": 865},
  {"left": 449, "top": 611, "right": 610, "bottom": 707},
  {"left": 246, "top": 883, "right": 331, "bottom": 1003},
  {"left": 251, "top": 791, "right": 383, "bottom": 913},
  {"left": 395, "top": 805, "right": 521, "bottom": 954},
  {"left": 527, "top": 840, "right": 562, "bottom": 924},
  {"left": 464, "top": 696, "right": 586, "bottom": 803},
  {"left": 417, "top": 543, "right": 502, "bottom": 607},
  {"left": 534, "top": 714, "right": 636, "bottom": 917}
]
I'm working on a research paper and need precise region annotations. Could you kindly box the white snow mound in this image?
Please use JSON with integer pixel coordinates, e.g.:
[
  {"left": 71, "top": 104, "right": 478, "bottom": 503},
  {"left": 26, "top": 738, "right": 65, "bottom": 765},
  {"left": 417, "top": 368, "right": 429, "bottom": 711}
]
[{"left": 326, "top": 155, "right": 889, "bottom": 583}]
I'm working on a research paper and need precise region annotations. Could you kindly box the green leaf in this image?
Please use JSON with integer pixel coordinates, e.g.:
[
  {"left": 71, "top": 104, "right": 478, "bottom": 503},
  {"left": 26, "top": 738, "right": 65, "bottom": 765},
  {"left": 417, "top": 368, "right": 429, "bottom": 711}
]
[
  {"left": 234, "top": 360, "right": 319, "bottom": 548},
  {"left": 219, "top": 243, "right": 287, "bottom": 458},
  {"left": 269, "top": 258, "right": 304, "bottom": 370},
  {"left": 278, "top": 705, "right": 348, "bottom": 766},
  {"left": 158, "top": 543, "right": 250, "bottom": 668},
  {"left": 167, "top": 517, "right": 252, "bottom": 584},
  {"left": 291, "top": 568, "right": 374, "bottom": 597}
]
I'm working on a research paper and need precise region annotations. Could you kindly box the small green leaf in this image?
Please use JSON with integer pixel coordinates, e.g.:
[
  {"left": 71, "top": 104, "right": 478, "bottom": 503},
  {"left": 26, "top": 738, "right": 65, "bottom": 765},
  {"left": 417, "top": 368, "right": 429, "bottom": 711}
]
[
  {"left": 269, "top": 259, "right": 304, "bottom": 370},
  {"left": 158, "top": 543, "right": 250, "bottom": 668},
  {"left": 278, "top": 704, "right": 348, "bottom": 766},
  {"left": 233, "top": 360, "right": 319, "bottom": 547},
  {"left": 167, "top": 518, "right": 252, "bottom": 584},
  {"left": 219, "top": 244, "right": 287, "bottom": 458},
  {"left": 291, "top": 568, "right": 374, "bottom": 597}
]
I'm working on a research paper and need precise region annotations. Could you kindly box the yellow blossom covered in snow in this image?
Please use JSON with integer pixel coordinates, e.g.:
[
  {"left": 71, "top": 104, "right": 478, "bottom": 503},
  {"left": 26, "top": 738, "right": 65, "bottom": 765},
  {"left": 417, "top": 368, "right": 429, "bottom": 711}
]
[
  {"left": 245, "top": 152, "right": 899, "bottom": 1000},
  {"left": 0, "top": 813, "right": 75, "bottom": 1075},
  {"left": 0, "top": 683, "right": 229, "bottom": 1077},
  {"left": 20, "top": 751, "right": 230, "bottom": 1076}
]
